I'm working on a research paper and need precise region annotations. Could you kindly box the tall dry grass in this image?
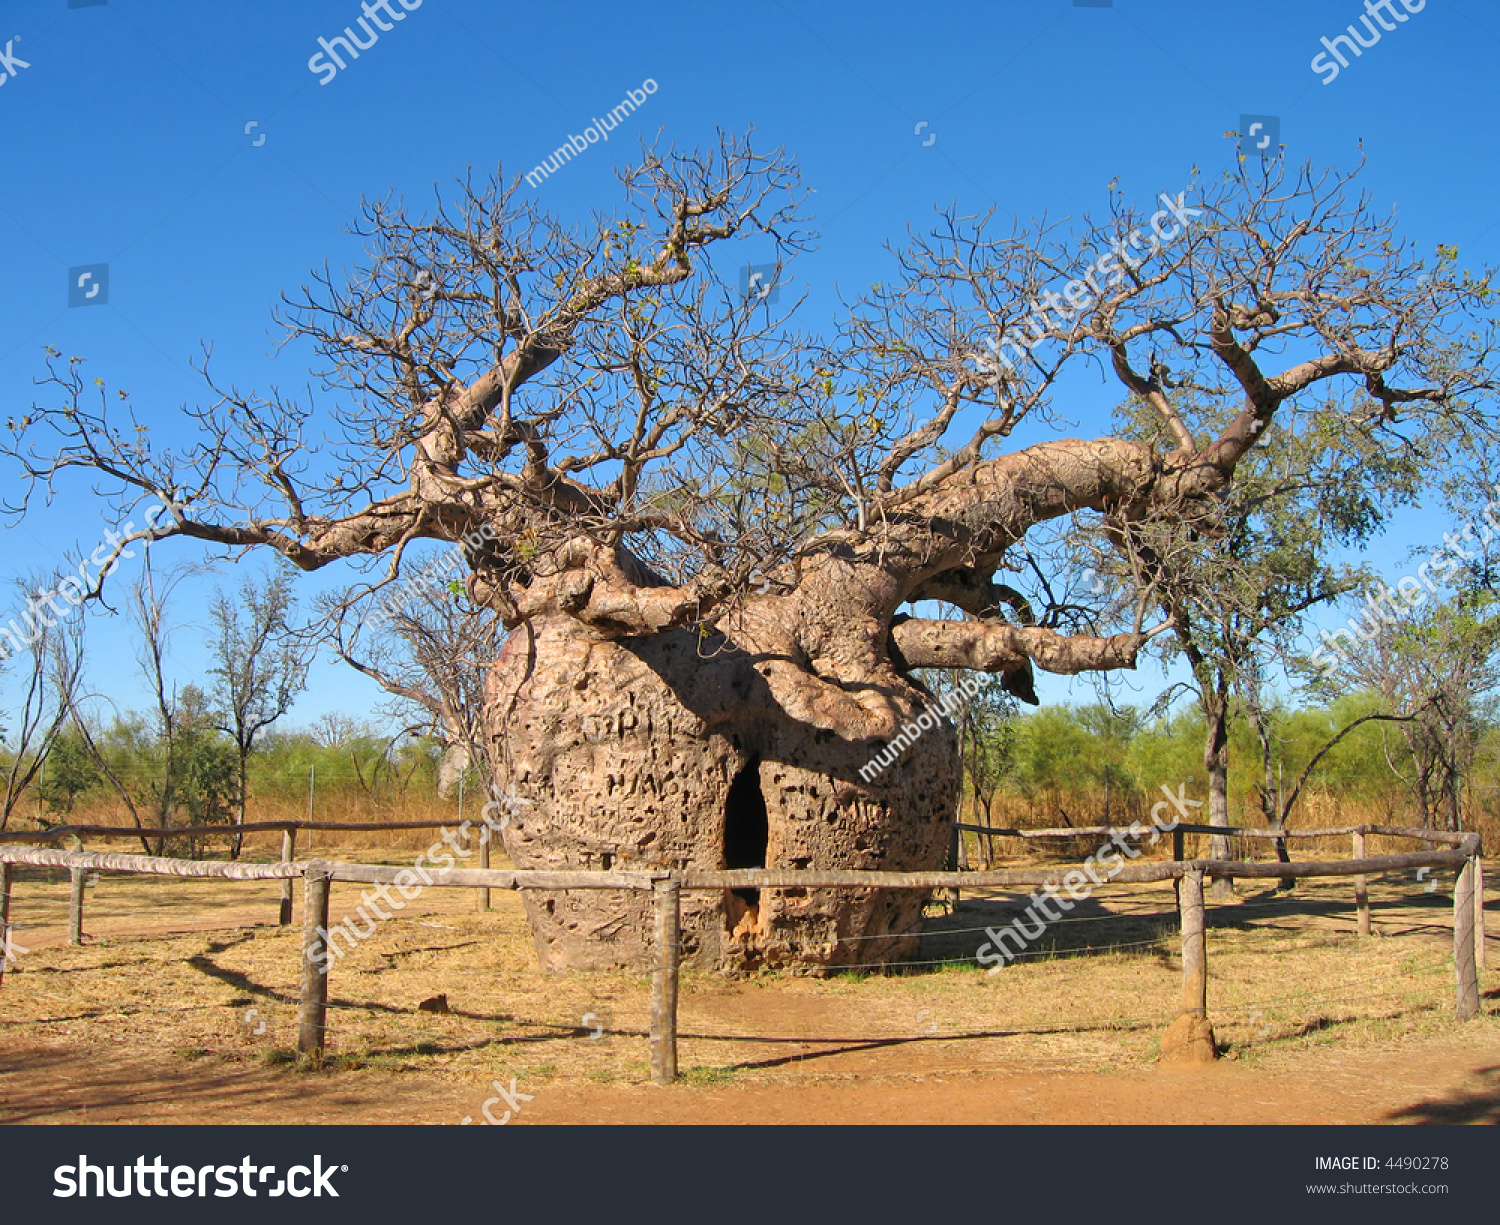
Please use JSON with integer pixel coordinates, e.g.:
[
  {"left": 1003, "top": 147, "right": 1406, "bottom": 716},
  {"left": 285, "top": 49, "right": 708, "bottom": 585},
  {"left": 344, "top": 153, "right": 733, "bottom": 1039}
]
[{"left": 6, "top": 789, "right": 470, "bottom": 860}]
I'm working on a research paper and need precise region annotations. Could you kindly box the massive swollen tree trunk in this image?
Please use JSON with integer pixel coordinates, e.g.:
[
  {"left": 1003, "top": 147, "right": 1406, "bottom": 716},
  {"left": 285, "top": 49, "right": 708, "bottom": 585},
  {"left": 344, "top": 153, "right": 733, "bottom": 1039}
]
[
  {"left": 478, "top": 439, "right": 1172, "bottom": 972},
  {"left": 488, "top": 614, "right": 957, "bottom": 972}
]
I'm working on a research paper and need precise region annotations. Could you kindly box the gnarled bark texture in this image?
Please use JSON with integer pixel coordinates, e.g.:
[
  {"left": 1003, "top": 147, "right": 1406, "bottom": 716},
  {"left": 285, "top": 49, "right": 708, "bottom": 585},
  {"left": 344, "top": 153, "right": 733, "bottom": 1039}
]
[{"left": 486, "top": 611, "right": 958, "bottom": 974}]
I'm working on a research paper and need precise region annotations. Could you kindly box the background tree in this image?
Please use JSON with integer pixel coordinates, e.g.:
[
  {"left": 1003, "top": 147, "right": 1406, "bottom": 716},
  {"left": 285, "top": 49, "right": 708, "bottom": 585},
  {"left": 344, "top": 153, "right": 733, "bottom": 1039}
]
[
  {"left": 0, "top": 575, "right": 83, "bottom": 831},
  {"left": 323, "top": 566, "right": 504, "bottom": 800},
  {"left": 35, "top": 729, "right": 101, "bottom": 816},
  {"left": 1098, "top": 395, "right": 1421, "bottom": 895},
  {"left": 948, "top": 671, "right": 1016, "bottom": 866},
  {"left": 1318, "top": 591, "right": 1500, "bottom": 830},
  {"left": 1007, "top": 703, "right": 1140, "bottom": 827},
  {"left": 167, "top": 684, "right": 239, "bottom": 856},
  {"left": 66, "top": 565, "right": 237, "bottom": 855},
  {"left": 7, "top": 145, "right": 1499, "bottom": 971},
  {"left": 207, "top": 570, "right": 310, "bottom": 857}
]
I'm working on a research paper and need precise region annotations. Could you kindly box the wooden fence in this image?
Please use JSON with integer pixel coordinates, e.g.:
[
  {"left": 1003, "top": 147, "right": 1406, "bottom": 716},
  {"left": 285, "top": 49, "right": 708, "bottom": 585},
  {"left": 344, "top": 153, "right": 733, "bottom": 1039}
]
[
  {"left": 0, "top": 821, "right": 1485, "bottom": 1083},
  {"left": 0, "top": 816, "right": 497, "bottom": 925}
]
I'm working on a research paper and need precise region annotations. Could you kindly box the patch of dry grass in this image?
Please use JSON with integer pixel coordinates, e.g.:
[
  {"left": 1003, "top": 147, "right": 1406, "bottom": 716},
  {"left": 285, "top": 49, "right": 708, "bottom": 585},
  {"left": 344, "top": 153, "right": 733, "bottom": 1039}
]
[{"left": 1, "top": 847, "right": 1487, "bottom": 1115}]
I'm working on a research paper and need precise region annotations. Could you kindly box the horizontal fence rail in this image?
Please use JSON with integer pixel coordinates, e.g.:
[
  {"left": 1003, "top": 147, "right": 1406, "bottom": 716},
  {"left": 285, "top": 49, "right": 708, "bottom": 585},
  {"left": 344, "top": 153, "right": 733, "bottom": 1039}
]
[
  {"left": 0, "top": 823, "right": 1484, "bottom": 1081},
  {"left": 679, "top": 847, "right": 1476, "bottom": 890},
  {"left": 952, "top": 820, "right": 1473, "bottom": 845},
  {"left": 3, "top": 843, "right": 1475, "bottom": 893},
  {"left": 0, "top": 818, "right": 464, "bottom": 844},
  {"left": 0, "top": 846, "right": 304, "bottom": 880},
  {"left": 7, "top": 819, "right": 1472, "bottom": 846}
]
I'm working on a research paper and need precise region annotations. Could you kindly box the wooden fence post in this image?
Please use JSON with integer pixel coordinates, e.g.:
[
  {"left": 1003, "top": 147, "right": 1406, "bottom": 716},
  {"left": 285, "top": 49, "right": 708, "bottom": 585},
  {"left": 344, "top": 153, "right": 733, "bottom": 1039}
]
[
  {"left": 1181, "top": 868, "right": 1208, "bottom": 1018},
  {"left": 948, "top": 822, "right": 961, "bottom": 910},
  {"left": 1475, "top": 854, "right": 1487, "bottom": 975},
  {"left": 68, "top": 836, "right": 84, "bottom": 946},
  {"left": 1454, "top": 856, "right": 1480, "bottom": 1021},
  {"left": 1352, "top": 830, "right": 1371, "bottom": 937},
  {"left": 1161, "top": 866, "right": 1216, "bottom": 1062},
  {"left": 298, "top": 864, "right": 332, "bottom": 1063},
  {"left": 0, "top": 861, "right": 12, "bottom": 989},
  {"left": 1171, "top": 828, "right": 1184, "bottom": 910},
  {"left": 278, "top": 828, "right": 296, "bottom": 927},
  {"left": 476, "top": 828, "right": 491, "bottom": 913},
  {"left": 650, "top": 878, "right": 681, "bottom": 1085}
]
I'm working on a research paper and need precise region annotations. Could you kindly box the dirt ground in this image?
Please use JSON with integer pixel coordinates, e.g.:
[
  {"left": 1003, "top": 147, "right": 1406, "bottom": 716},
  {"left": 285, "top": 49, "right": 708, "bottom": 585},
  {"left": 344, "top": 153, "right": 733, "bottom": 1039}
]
[{"left": 1, "top": 851, "right": 1495, "bottom": 1125}]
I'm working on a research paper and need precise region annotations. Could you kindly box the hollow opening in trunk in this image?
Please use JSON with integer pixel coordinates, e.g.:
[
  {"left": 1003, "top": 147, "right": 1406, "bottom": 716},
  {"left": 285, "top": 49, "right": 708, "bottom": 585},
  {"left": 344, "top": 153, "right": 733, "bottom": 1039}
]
[{"left": 724, "top": 755, "right": 769, "bottom": 908}]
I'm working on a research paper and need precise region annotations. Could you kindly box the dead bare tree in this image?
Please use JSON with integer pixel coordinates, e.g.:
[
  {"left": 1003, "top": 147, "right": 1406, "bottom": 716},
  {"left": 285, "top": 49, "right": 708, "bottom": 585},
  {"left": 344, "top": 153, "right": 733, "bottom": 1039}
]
[
  {"left": 6, "top": 140, "right": 1499, "bottom": 971},
  {"left": 0, "top": 574, "right": 84, "bottom": 831},
  {"left": 322, "top": 568, "right": 505, "bottom": 798},
  {"left": 1319, "top": 592, "right": 1500, "bottom": 831},
  {"left": 208, "top": 570, "right": 310, "bottom": 858}
]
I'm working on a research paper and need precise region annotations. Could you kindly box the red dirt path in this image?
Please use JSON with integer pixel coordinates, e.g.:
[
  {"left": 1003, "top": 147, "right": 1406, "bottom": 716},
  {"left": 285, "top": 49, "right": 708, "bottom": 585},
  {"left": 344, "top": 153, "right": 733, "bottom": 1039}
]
[{"left": 5, "top": 1016, "right": 1497, "bottom": 1125}]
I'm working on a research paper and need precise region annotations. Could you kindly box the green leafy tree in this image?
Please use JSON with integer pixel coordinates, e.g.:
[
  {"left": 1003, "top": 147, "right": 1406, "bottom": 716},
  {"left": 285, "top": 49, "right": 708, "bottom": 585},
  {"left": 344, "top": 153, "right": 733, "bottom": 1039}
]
[
  {"left": 37, "top": 729, "right": 101, "bottom": 815},
  {"left": 1318, "top": 592, "right": 1500, "bottom": 830},
  {"left": 1099, "top": 394, "right": 1423, "bottom": 894}
]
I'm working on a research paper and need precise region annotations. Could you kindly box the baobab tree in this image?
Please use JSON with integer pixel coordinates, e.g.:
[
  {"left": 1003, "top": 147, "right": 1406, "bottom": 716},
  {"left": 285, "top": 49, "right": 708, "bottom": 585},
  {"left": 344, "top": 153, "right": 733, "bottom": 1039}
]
[{"left": 6, "top": 137, "right": 1497, "bottom": 972}]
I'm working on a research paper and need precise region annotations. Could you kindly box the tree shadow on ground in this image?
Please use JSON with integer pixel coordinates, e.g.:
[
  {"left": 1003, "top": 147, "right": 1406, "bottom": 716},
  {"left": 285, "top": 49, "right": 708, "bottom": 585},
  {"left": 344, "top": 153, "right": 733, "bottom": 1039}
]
[
  {"left": 1198, "top": 884, "right": 1460, "bottom": 939},
  {"left": 1386, "top": 1064, "right": 1500, "bottom": 1124},
  {"left": 715, "top": 1019, "right": 1163, "bottom": 1073},
  {"left": 917, "top": 893, "right": 1177, "bottom": 970},
  {"left": 0, "top": 1046, "right": 320, "bottom": 1124}
]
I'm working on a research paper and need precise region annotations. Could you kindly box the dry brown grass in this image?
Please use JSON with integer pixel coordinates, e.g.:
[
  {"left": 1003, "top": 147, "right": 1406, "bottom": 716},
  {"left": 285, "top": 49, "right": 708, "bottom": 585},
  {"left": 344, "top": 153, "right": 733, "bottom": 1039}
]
[
  {"left": 1, "top": 836, "right": 1489, "bottom": 1121},
  {"left": 6, "top": 793, "right": 467, "bottom": 857}
]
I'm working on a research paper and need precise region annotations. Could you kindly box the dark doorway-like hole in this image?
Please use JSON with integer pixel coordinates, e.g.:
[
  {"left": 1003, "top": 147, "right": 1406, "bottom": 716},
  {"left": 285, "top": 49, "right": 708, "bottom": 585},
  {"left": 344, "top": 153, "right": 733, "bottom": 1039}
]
[{"left": 725, "top": 755, "right": 769, "bottom": 906}]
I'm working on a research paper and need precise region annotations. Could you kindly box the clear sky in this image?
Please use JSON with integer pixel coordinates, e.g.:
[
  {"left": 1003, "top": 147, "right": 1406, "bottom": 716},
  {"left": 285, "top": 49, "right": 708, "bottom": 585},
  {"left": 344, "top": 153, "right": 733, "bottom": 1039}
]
[{"left": 1, "top": 0, "right": 1494, "bottom": 730}]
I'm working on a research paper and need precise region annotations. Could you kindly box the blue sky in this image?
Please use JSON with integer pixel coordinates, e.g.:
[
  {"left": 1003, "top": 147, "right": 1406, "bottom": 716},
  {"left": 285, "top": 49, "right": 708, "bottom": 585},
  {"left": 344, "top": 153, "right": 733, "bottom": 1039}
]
[{"left": 1, "top": 0, "right": 1495, "bottom": 730}]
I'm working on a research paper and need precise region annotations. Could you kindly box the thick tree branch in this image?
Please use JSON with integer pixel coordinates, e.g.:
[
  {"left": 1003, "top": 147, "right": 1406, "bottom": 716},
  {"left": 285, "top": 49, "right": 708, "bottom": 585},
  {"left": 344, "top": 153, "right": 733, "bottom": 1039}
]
[{"left": 890, "top": 617, "right": 1149, "bottom": 675}]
